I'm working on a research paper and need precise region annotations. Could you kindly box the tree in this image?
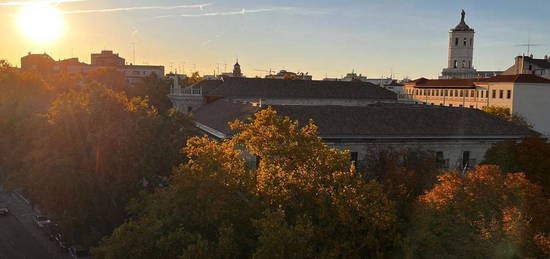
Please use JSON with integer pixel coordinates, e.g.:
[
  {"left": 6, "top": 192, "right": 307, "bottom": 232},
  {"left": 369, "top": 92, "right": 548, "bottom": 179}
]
[
  {"left": 127, "top": 73, "right": 173, "bottom": 116},
  {"left": 405, "top": 165, "right": 549, "bottom": 258},
  {"left": 481, "top": 106, "right": 531, "bottom": 128},
  {"left": 94, "top": 108, "right": 397, "bottom": 258},
  {"left": 483, "top": 136, "right": 550, "bottom": 194},
  {"left": 185, "top": 72, "right": 203, "bottom": 87},
  {"left": 23, "top": 83, "right": 193, "bottom": 245}
]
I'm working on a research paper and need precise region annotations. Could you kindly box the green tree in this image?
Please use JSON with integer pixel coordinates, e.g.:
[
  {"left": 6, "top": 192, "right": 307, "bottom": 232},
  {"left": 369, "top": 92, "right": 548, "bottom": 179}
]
[
  {"left": 483, "top": 136, "right": 550, "bottom": 194},
  {"left": 481, "top": 106, "right": 531, "bottom": 128},
  {"left": 405, "top": 165, "right": 549, "bottom": 258},
  {"left": 24, "top": 83, "right": 193, "bottom": 245},
  {"left": 94, "top": 108, "right": 397, "bottom": 258},
  {"left": 127, "top": 73, "right": 172, "bottom": 116}
]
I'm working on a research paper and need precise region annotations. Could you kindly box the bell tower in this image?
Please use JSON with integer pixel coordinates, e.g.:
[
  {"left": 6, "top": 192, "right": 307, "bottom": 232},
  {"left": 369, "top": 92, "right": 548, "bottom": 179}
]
[
  {"left": 441, "top": 10, "right": 477, "bottom": 79},
  {"left": 233, "top": 58, "right": 243, "bottom": 77}
]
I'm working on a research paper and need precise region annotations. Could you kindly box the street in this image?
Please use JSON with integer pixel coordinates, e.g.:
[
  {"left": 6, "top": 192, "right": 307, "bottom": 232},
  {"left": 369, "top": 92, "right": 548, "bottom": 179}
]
[
  {"left": 0, "top": 213, "right": 52, "bottom": 259},
  {"left": 0, "top": 188, "right": 68, "bottom": 259}
]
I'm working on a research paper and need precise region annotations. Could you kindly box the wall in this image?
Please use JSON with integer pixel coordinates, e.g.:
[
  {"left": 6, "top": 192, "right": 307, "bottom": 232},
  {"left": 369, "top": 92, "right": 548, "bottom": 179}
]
[
  {"left": 513, "top": 83, "right": 550, "bottom": 136},
  {"left": 329, "top": 139, "right": 500, "bottom": 172}
]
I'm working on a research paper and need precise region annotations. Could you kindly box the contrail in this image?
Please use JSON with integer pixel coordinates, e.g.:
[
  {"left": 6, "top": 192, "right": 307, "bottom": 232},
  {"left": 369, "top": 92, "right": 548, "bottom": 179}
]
[
  {"left": 155, "top": 8, "right": 273, "bottom": 18},
  {"left": 0, "top": 0, "right": 83, "bottom": 6},
  {"left": 63, "top": 3, "right": 213, "bottom": 14}
]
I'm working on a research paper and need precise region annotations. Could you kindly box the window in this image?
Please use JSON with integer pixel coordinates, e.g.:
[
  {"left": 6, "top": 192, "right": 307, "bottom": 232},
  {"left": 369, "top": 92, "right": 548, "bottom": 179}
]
[
  {"left": 462, "top": 60, "right": 465, "bottom": 68},
  {"left": 453, "top": 60, "right": 458, "bottom": 68},
  {"left": 468, "top": 60, "right": 471, "bottom": 68},
  {"left": 455, "top": 90, "right": 459, "bottom": 97},
  {"left": 444, "top": 90, "right": 448, "bottom": 96},
  {"left": 436, "top": 152, "right": 445, "bottom": 167},
  {"left": 450, "top": 90, "right": 453, "bottom": 97},
  {"left": 469, "top": 105, "right": 474, "bottom": 108},
  {"left": 463, "top": 38, "right": 467, "bottom": 46},
  {"left": 440, "top": 103, "right": 444, "bottom": 106},
  {"left": 465, "top": 90, "right": 469, "bottom": 97},
  {"left": 431, "top": 103, "right": 434, "bottom": 105},
  {"left": 507, "top": 90, "right": 511, "bottom": 99},
  {"left": 470, "top": 38, "right": 473, "bottom": 46},
  {"left": 187, "top": 106, "right": 193, "bottom": 113},
  {"left": 460, "top": 90, "right": 463, "bottom": 97},
  {"left": 529, "top": 65, "right": 532, "bottom": 71},
  {"left": 492, "top": 90, "right": 497, "bottom": 98},
  {"left": 449, "top": 104, "right": 453, "bottom": 107},
  {"left": 459, "top": 104, "right": 463, "bottom": 107},
  {"left": 499, "top": 90, "right": 504, "bottom": 99},
  {"left": 455, "top": 38, "right": 459, "bottom": 46},
  {"left": 462, "top": 151, "right": 471, "bottom": 168},
  {"left": 350, "top": 152, "right": 358, "bottom": 164}
]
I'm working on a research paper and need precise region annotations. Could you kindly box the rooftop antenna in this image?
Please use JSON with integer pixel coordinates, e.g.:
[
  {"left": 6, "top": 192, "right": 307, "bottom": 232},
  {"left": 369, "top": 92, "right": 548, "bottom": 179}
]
[{"left": 514, "top": 31, "right": 543, "bottom": 56}]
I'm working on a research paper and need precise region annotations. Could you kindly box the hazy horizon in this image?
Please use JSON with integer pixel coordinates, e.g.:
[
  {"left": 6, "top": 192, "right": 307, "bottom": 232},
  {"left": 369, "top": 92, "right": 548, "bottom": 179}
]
[{"left": 1, "top": 0, "right": 549, "bottom": 79}]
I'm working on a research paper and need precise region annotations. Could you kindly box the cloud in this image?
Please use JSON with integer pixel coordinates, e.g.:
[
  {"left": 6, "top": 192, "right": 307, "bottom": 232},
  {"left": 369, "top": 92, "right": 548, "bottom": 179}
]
[
  {"left": 63, "top": 3, "right": 213, "bottom": 15},
  {"left": 0, "top": 0, "right": 83, "bottom": 6}
]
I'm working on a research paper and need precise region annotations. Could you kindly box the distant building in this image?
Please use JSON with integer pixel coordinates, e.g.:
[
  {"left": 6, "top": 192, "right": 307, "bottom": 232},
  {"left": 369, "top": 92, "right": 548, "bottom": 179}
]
[
  {"left": 20, "top": 53, "right": 56, "bottom": 76},
  {"left": 403, "top": 74, "right": 550, "bottom": 135},
  {"left": 91, "top": 50, "right": 125, "bottom": 67},
  {"left": 193, "top": 100, "right": 540, "bottom": 172},
  {"left": 439, "top": 10, "right": 502, "bottom": 79},
  {"left": 502, "top": 55, "right": 550, "bottom": 79},
  {"left": 168, "top": 77, "right": 397, "bottom": 113},
  {"left": 19, "top": 50, "right": 164, "bottom": 86}
]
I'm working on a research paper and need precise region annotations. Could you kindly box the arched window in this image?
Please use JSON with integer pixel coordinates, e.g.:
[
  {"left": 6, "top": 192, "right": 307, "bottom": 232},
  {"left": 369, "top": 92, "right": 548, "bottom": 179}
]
[
  {"left": 453, "top": 60, "right": 458, "bottom": 68},
  {"left": 463, "top": 38, "right": 467, "bottom": 46},
  {"left": 455, "top": 38, "right": 459, "bottom": 46}
]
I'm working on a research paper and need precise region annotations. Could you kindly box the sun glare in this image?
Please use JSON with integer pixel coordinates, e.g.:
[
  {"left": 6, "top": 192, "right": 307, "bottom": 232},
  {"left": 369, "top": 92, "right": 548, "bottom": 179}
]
[{"left": 17, "top": 3, "right": 64, "bottom": 43}]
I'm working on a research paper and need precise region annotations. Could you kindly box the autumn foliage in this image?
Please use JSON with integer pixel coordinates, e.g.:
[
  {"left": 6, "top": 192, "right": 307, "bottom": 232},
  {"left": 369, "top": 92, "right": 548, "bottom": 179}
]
[{"left": 93, "top": 108, "right": 398, "bottom": 258}]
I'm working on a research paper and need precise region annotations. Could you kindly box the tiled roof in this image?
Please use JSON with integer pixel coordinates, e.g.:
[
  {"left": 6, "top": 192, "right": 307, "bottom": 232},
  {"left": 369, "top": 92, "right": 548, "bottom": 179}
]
[
  {"left": 205, "top": 77, "right": 397, "bottom": 100},
  {"left": 189, "top": 80, "right": 224, "bottom": 94},
  {"left": 408, "top": 74, "right": 550, "bottom": 88},
  {"left": 192, "top": 100, "right": 539, "bottom": 139}
]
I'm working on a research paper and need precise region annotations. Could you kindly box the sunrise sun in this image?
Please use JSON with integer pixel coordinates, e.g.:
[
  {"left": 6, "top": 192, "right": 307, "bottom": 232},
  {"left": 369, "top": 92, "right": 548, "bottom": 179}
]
[{"left": 17, "top": 3, "right": 64, "bottom": 43}]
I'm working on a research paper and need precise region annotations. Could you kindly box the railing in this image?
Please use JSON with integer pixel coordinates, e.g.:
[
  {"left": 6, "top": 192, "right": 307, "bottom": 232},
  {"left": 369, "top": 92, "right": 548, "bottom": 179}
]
[{"left": 170, "top": 87, "right": 202, "bottom": 96}]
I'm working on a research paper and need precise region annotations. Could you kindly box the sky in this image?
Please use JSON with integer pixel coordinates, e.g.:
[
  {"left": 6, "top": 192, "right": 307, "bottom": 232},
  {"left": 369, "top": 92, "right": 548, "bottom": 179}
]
[{"left": 1, "top": 0, "right": 550, "bottom": 79}]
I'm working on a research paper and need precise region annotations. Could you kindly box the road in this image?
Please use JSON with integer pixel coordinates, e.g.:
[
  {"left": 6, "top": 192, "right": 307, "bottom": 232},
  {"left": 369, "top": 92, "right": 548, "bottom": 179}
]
[
  {"left": 0, "top": 187, "right": 69, "bottom": 259},
  {"left": 0, "top": 213, "right": 52, "bottom": 259}
]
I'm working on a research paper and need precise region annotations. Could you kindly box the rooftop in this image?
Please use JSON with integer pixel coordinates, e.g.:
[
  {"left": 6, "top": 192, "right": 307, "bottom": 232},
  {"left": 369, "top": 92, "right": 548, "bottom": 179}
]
[
  {"left": 204, "top": 77, "right": 397, "bottom": 100},
  {"left": 192, "top": 100, "right": 539, "bottom": 139},
  {"left": 407, "top": 74, "right": 550, "bottom": 88}
]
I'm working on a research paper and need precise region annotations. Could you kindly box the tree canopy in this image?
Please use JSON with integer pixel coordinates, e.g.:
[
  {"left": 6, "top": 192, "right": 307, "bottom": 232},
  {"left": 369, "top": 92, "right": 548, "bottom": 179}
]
[{"left": 93, "top": 108, "right": 398, "bottom": 258}]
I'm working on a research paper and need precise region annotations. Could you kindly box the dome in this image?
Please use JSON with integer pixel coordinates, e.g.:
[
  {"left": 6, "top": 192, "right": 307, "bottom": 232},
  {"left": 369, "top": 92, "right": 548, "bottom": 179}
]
[{"left": 452, "top": 10, "right": 474, "bottom": 32}]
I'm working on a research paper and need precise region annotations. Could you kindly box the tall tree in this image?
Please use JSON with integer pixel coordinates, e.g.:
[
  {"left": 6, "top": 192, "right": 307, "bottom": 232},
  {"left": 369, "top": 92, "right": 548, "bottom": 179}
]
[
  {"left": 483, "top": 136, "right": 550, "bottom": 194},
  {"left": 405, "top": 165, "right": 549, "bottom": 258},
  {"left": 93, "top": 108, "right": 397, "bottom": 258},
  {"left": 25, "top": 83, "right": 193, "bottom": 245}
]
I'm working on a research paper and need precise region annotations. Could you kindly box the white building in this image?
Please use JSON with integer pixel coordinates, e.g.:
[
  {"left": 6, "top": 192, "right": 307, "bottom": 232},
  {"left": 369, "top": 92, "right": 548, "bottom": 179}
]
[
  {"left": 503, "top": 55, "right": 550, "bottom": 79},
  {"left": 403, "top": 74, "right": 550, "bottom": 136}
]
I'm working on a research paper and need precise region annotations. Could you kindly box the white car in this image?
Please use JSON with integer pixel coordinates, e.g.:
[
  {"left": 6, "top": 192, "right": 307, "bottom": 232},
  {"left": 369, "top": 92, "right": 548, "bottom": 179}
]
[
  {"left": 34, "top": 215, "right": 51, "bottom": 228},
  {"left": 0, "top": 207, "right": 8, "bottom": 216}
]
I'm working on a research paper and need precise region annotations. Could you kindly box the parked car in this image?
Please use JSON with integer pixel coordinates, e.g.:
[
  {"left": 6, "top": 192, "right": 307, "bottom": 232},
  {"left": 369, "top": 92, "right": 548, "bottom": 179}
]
[
  {"left": 54, "top": 233, "right": 71, "bottom": 252},
  {"left": 34, "top": 215, "right": 51, "bottom": 228},
  {"left": 45, "top": 223, "right": 61, "bottom": 240},
  {"left": 0, "top": 207, "right": 8, "bottom": 216},
  {"left": 69, "top": 246, "right": 91, "bottom": 259}
]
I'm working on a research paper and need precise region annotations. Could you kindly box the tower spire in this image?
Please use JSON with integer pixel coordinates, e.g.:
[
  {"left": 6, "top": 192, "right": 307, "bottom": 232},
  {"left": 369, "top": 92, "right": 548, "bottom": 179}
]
[{"left": 461, "top": 9, "right": 465, "bottom": 23}]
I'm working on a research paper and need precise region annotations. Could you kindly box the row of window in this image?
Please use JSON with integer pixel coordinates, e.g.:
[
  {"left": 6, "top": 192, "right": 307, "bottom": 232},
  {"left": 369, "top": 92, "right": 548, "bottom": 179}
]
[
  {"left": 351, "top": 150, "right": 474, "bottom": 170},
  {"left": 408, "top": 88, "right": 512, "bottom": 99}
]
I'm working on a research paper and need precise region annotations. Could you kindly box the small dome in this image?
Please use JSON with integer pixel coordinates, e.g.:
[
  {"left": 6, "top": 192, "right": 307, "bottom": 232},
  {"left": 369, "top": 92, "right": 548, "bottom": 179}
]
[{"left": 452, "top": 10, "right": 474, "bottom": 32}]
